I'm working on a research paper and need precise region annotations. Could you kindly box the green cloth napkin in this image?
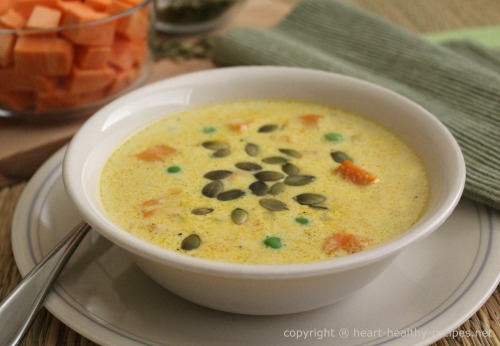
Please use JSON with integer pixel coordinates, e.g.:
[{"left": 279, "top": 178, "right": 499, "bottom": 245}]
[{"left": 212, "top": 0, "right": 500, "bottom": 211}]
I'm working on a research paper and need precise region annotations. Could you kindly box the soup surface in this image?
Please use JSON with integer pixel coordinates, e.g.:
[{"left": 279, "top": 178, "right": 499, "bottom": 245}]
[{"left": 100, "top": 99, "right": 428, "bottom": 264}]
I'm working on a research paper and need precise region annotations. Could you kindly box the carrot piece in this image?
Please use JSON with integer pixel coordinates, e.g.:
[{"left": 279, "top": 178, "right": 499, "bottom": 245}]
[
  {"left": 14, "top": 36, "right": 73, "bottom": 76},
  {"left": 142, "top": 209, "right": 157, "bottom": 218},
  {"left": 68, "top": 66, "right": 115, "bottom": 93},
  {"left": 60, "top": 2, "right": 116, "bottom": 46},
  {"left": 323, "top": 232, "right": 370, "bottom": 254},
  {"left": 135, "top": 145, "right": 177, "bottom": 162},
  {"left": 228, "top": 120, "right": 254, "bottom": 132},
  {"left": 0, "top": 9, "right": 27, "bottom": 29},
  {"left": 299, "top": 114, "right": 324, "bottom": 127},
  {"left": 334, "top": 160, "right": 378, "bottom": 185},
  {"left": 74, "top": 45, "right": 111, "bottom": 69},
  {"left": 0, "top": 34, "right": 15, "bottom": 67},
  {"left": 25, "top": 5, "right": 62, "bottom": 30}
]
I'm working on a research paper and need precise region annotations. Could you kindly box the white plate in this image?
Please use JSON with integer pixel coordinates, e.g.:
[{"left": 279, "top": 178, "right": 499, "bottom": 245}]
[{"left": 12, "top": 146, "right": 500, "bottom": 346}]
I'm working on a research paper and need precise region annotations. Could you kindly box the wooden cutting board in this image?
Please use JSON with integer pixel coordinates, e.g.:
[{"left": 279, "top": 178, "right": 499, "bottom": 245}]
[{"left": 0, "top": 0, "right": 294, "bottom": 187}]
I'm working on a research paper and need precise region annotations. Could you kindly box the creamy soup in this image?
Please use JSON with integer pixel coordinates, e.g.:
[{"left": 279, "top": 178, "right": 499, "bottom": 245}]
[{"left": 100, "top": 99, "right": 428, "bottom": 264}]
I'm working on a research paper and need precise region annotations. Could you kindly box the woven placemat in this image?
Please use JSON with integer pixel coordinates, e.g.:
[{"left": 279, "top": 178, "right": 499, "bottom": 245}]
[{"left": 0, "top": 0, "right": 498, "bottom": 345}]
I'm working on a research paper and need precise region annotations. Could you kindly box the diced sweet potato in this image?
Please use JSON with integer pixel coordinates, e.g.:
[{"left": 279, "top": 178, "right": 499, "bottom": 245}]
[
  {"left": 0, "top": 67, "right": 37, "bottom": 90},
  {"left": 14, "top": 36, "right": 73, "bottom": 75},
  {"left": 35, "top": 88, "right": 80, "bottom": 111},
  {"left": 0, "top": 34, "right": 15, "bottom": 67},
  {"left": 0, "top": 90, "right": 34, "bottom": 110},
  {"left": 108, "top": 36, "right": 142, "bottom": 69},
  {"left": 75, "top": 45, "right": 111, "bottom": 69},
  {"left": 0, "top": 0, "right": 15, "bottom": 16},
  {"left": 60, "top": 2, "right": 116, "bottom": 45},
  {"left": 15, "top": 0, "right": 59, "bottom": 18},
  {"left": 0, "top": 9, "right": 27, "bottom": 29},
  {"left": 85, "top": 0, "right": 112, "bottom": 11},
  {"left": 67, "top": 66, "right": 115, "bottom": 93},
  {"left": 108, "top": 0, "right": 149, "bottom": 40},
  {"left": 34, "top": 75, "right": 60, "bottom": 91},
  {"left": 26, "top": 5, "right": 62, "bottom": 29},
  {"left": 107, "top": 65, "right": 138, "bottom": 95},
  {"left": 79, "top": 88, "right": 108, "bottom": 105}
]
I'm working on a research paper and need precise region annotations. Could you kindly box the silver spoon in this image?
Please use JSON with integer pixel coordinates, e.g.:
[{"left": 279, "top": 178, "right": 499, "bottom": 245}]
[{"left": 0, "top": 222, "right": 91, "bottom": 346}]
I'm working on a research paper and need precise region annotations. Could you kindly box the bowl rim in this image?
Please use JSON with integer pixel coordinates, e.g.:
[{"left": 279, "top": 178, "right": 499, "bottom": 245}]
[
  {"left": 0, "top": 0, "right": 153, "bottom": 35},
  {"left": 63, "top": 66, "right": 466, "bottom": 279}
]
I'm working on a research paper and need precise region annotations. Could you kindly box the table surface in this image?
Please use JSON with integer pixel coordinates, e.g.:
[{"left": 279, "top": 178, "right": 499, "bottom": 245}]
[{"left": 1, "top": 0, "right": 499, "bottom": 345}]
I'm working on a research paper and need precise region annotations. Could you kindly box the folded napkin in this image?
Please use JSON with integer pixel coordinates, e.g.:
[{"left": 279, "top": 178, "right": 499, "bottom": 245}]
[{"left": 212, "top": 0, "right": 500, "bottom": 211}]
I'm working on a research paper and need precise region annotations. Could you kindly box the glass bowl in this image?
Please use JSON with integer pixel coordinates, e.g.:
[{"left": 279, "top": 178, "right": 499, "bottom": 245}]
[
  {"left": 154, "top": 0, "right": 244, "bottom": 34},
  {"left": 0, "top": 0, "right": 154, "bottom": 121}
]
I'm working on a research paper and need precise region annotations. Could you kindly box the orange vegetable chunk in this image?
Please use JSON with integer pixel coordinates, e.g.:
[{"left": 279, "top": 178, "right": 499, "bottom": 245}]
[
  {"left": 334, "top": 160, "right": 378, "bottom": 185},
  {"left": 299, "top": 113, "right": 324, "bottom": 127},
  {"left": 109, "top": 36, "right": 142, "bottom": 69},
  {"left": 68, "top": 66, "right": 115, "bottom": 93},
  {"left": 26, "top": 5, "right": 62, "bottom": 29},
  {"left": 0, "top": 9, "right": 26, "bottom": 29},
  {"left": 0, "top": 0, "right": 15, "bottom": 16},
  {"left": 75, "top": 45, "right": 111, "bottom": 69},
  {"left": 85, "top": 0, "right": 112, "bottom": 11},
  {"left": 135, "top": 145, "right": 177, "bottom": 162},
  {"left": 0, "top": 67, "right": 37, "bottom": 90},
  {"left": 0, "top": 34, "right": 15, "bottom": 67},
  {"left": 14, "top": 36, "right": 73, "bottom": 75},
  {"left": 35, "top": 88, "right": 80, "bottom": 111},
  {"left": 0, "top": 90, "right": 34, "bottom": 110},
  {"left": 60, "top": 2, "right": 116, "bottom": 45},
  {"left": 107, "top": 65, "right": 138, "bottom": 95},
  {"left": 323, "top": 232, "right": 370, "bottom": 254},
  {"left": 15, "top": 0, "right": 59, "bottom": 18},
  {"left": 108, "top": 0, "right": 149, "bottom": 40}
]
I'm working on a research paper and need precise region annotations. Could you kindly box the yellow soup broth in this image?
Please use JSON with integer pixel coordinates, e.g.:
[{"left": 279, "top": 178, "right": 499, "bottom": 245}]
[{"left": 100, "top": 99, "right": 429, "bottom": 264}]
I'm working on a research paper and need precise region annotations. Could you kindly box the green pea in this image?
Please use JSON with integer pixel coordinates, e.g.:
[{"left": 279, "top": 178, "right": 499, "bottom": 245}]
[
  {"left": 324, "top": 132, "right": 344, "bottom": 142},
  {"left": 202, "top": 126, "right": 217, "bottom": 134},
  {"left": 166, "top": 165, "right": 181, "bottom": 173},
  {"left": 264, "top": 236, "right": 282, "bottom": 249},
  {"left": 295, "top": 217, "right": 310, "bottom": 225}
]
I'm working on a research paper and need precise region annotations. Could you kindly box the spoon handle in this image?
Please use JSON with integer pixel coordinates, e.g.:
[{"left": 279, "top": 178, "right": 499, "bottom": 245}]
[{"left": 0, "top": 221, "right": 91, "bottom": 346}]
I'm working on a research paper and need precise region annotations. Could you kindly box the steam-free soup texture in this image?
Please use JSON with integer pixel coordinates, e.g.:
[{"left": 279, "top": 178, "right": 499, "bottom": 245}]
[{"left": 100, "top": 100, "right": 428, "bottom": 264}]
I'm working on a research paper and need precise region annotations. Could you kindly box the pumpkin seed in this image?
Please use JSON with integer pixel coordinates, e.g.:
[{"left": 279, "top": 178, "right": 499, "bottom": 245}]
[
  {"left": 258, "top": 124, "right": 279, "bottom": 133},
  {"left": 181, "top": 234, "right": 201, "bottom": 250},
  {"left": 262, "top": 156, "right": 289, "bottom": 164},
  {"left": 245, "top": 143, "right": 259, "bottom": 156},
  {"left": 284, "top": 175, "right": 316, "bottom": 186},
  {"left": 202, "top": 181, "right": 223, "bottom": 198},
  {"left": 204, "top": 170, "right": 232, "bottom": 180},
  {"left": 192, "top": 207, "right": 214, "bottom": 215},
  {"left": 212, "top": 148, "right": 230, "bottom": 158},
  {"left": 231, "top": 208, "right": 248, "bottom": 225},
  {"left": 259, "top": 198, "right": 288, "bottom": 211},
  {"left": 309, "top": 205, "right": 329, "bottom": 210},
  {"left": 235, "top": 162, "right": 262, "bottom": 171},
  {"left": 202, "top": 140, "right": 228, "bottom": 150},
  {"left": 294, "top": 193, "right": 326, "bottom": 205},
  {"left": 330, "top": 151, "right": 352, "bottom": 163},
  {"left": 279, "top": 148, "right": 302, "bottom": 158},
  {"left": 249, "top": 181, "right": 269, "bottom": 196},
  {"left": 254, "top": 171, "right": 285, "bottom": 181},
  {"left": 217, "top": 189, "right": 245, "bottom": 201},
  {"left": 269, "top": 182, "right": 286, "bottom": 195},
  {"left": 282, "top": 162, "right": 299, "bottom": 176}
]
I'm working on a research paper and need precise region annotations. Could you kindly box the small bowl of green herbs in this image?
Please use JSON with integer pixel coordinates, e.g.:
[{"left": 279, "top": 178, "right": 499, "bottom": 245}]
[{"left": 154, "top": 0, "right": 245, "bottom": 34}]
